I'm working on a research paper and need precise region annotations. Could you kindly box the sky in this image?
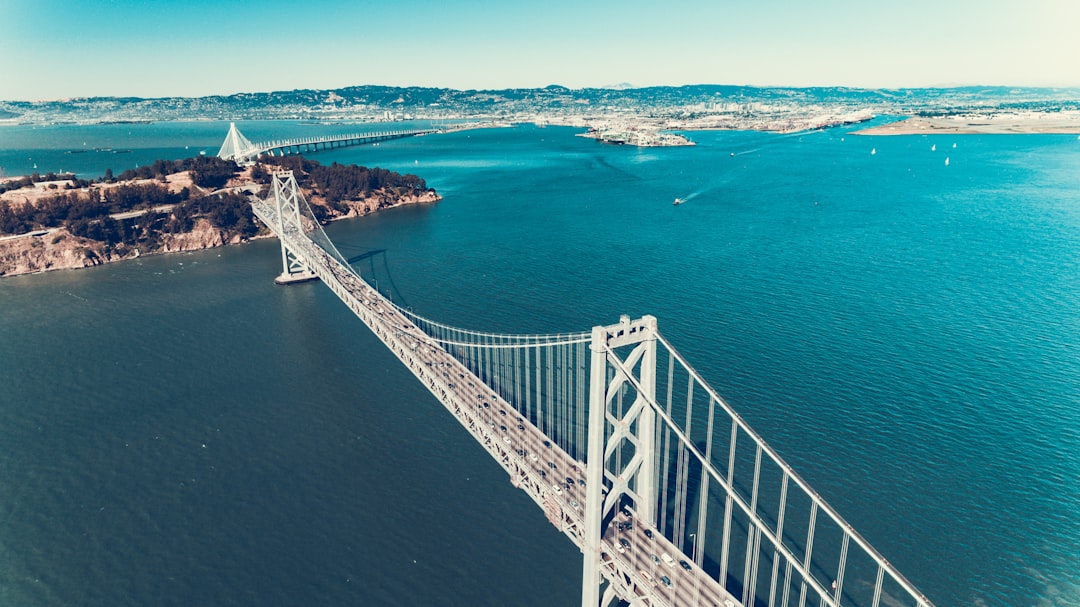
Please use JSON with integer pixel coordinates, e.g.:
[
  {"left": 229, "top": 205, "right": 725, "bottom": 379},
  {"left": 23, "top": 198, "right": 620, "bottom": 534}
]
[{"left": 1, "top": 0, "right": 1078, "bottom": 100}]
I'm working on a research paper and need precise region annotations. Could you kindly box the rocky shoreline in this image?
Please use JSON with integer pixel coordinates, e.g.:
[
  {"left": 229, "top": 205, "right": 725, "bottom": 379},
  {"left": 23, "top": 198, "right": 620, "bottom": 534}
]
[{"left": 0, "top": 180, "right": 439, "bottom": 279}]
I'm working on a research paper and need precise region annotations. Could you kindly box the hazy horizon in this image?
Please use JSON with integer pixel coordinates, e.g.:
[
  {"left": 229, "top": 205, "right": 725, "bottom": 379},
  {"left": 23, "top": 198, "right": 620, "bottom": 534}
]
[
  {"left": 2, "top": 0, "right": 1078, "bottom": 101},
  {"left": 6, "top": 81, "right": 1080, "bottom": 105}
]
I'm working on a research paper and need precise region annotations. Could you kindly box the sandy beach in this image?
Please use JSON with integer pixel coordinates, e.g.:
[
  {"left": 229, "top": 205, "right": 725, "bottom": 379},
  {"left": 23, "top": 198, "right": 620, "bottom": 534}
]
[{"left": 855, "top": 114, "right": 1080, "bottom": 135}]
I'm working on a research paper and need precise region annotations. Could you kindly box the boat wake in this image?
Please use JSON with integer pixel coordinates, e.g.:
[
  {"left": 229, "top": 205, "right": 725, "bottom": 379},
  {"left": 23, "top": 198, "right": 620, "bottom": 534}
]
[{"left": 673, "top": 191, "right": 702, "bottom": 205}]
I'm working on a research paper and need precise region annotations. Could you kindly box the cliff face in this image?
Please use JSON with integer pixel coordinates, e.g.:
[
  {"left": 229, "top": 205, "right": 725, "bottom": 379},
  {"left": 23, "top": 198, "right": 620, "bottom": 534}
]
[
  {"left": 329, "top": 189, "right": 441, "bottom": 219},
  {"left": 0, "top": 218, "right": 242, "bottom": 277},
  {"left": 158, "top": 218, "right": 231, "bottom": 252},
  {"left": 0, "top": 230, "right": 116, "bottom": 277}
]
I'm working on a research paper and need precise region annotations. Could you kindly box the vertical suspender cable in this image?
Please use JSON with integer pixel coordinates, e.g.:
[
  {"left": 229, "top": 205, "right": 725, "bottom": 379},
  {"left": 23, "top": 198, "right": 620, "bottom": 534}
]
[
  {"left": 577, "top": 340, "right": 586, "bottom": 462},
  {"left": 720, "top": 419, "right": 739, "bottom": 586},
  {"left": 525, "top": 345, "right": 532, "bottom": 425},
  {"left": 660, "top": 351, "right": 675, "bottom": 537},
  {"left": 696, "top": 394, "right": 716, "bottom": 566}
]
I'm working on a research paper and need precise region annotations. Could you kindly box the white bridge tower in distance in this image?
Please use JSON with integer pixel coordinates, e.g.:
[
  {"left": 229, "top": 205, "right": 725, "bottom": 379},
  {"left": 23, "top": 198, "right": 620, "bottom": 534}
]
[{"left": 217, "top": 122, "right": 258, "bottom": 163}]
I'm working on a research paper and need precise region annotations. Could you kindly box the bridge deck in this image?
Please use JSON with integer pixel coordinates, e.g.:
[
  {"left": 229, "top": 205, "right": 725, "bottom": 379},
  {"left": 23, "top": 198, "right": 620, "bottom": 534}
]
[
  {"left": 251, "top": 129, "right": 436, "bottom": 160},
  {"left": 251, "top": 200, "right": 740, "bottom": 607}
]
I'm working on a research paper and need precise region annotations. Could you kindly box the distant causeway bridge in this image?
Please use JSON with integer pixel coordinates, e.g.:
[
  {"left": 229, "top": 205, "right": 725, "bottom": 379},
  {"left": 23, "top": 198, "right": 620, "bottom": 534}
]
[
  {"left": 249, "top": 170, "right": 937, "bottom": 607},
  {"left": 217, "top": 122, "right": 437, "bottom": 163}
]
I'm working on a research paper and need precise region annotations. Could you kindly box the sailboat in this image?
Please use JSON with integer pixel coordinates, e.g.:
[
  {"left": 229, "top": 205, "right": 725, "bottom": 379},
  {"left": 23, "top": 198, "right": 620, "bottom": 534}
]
[
  {"left": 944, "top": 157, "right": 950, "bottom": 166},
  {"left": 870, "top": 148, "right": 876, "bottom": 156},
  {"left": 931, "top": 144, "right": 936, "bottom": 151}
]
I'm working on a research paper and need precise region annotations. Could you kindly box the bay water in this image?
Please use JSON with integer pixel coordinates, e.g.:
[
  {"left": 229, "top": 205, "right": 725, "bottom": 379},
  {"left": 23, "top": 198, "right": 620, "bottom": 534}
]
[{"left": 1, "top": 120, "right": 1078, "bottom": 606}]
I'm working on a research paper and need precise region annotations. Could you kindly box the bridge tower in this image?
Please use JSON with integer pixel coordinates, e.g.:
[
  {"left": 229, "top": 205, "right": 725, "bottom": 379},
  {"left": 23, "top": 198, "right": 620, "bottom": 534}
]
[
  {"left": 270, "top": 171, "right": 317, "bottom": 285},
  {"left": 218, "top": 122, "right": 257, "bottom": 163},
  {"left": 582, "top": 315, "right": 659, "bottom": 607}
]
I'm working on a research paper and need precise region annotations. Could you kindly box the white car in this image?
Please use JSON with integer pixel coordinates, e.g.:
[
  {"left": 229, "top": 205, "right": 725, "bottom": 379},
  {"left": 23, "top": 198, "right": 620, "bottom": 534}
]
[{"left": 661, "top": 553, "right": 676, "bottom": 568}]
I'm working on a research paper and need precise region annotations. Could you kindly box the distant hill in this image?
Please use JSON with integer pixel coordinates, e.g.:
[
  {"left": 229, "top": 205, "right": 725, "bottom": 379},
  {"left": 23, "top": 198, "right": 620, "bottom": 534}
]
[{"left": 2, "top": 84, "right": 1078, "bottom": 124}]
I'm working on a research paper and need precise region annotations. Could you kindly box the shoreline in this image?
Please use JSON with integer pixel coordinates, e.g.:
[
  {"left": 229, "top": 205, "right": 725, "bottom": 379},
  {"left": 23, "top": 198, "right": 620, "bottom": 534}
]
[
  {"left": 854, "top": 115, "right": 1080, "bottom": 135},
  {"left": 0, "top": 189, "right": 439, "bottom": 279}
]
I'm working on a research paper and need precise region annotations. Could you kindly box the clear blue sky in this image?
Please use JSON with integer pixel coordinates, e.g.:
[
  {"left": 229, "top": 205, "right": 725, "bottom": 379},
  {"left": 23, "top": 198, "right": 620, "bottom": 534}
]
[{"left": 2, "top": 0, "right": 1077, "bottom": 100}]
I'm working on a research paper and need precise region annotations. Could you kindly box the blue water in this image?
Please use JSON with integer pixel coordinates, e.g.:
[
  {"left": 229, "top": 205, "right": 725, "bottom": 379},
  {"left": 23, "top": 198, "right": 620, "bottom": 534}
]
[{"left": 1, "top": 121, "right": 1078, "bottom": 606}]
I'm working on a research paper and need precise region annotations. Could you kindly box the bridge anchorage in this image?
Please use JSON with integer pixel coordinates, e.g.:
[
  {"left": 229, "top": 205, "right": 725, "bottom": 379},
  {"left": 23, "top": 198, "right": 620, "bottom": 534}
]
[
  {"left": 251, "top": 172, "right": 937, "bottom": 607},
  {"left": 217, "top": 122, "right": 438, "bottom": 164}
]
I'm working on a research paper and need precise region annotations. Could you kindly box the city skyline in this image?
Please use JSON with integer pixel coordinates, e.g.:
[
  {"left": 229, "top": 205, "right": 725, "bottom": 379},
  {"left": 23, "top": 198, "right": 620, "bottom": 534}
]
[{"left": 2, "top": 0, "right": 1078, "bottom": 101}]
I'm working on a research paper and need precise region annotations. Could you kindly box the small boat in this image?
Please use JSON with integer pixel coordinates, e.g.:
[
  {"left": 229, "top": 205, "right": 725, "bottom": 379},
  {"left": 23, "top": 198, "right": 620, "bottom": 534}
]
[
  {"left": 870, "top": 148, "right": 876, "bottom": 156},
  {"left": 944, "top": 157, "right": 950, "bottom": 166},
  {"left": 931, "top": 144, "right": 936, "bottom": 151},
  {"left": 673, "top": 197, "right": 685, "bottom": 205}
]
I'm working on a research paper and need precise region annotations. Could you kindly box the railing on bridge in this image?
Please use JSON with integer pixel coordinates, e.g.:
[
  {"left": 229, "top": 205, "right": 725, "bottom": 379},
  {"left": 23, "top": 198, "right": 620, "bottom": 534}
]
[{"left": 251, "top": 171, "right": 936, "bottom": 607}]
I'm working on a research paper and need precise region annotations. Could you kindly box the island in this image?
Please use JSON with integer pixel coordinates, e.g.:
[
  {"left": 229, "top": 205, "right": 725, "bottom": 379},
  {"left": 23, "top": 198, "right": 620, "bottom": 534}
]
[
  {"left": 576, "top": 123, "right": 694, "bottom": 147},
  {"left": 0, "top": 156, "right": 438, "bottom": 278}
]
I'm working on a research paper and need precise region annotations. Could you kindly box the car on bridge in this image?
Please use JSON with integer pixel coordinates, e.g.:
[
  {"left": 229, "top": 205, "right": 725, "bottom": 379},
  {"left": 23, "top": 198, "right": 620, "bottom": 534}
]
[{"left": 661, "top": 553, "right": 676, "bottom": 568}]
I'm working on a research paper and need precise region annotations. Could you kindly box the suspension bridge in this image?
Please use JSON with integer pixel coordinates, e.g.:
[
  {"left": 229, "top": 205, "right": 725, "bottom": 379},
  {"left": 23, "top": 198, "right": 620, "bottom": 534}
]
[
  {"left": 250, "top": 170, "right": 937, "bottom": 607},
  {"left": 217, "top": 122, "right": 437, "bottom": 163}
]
